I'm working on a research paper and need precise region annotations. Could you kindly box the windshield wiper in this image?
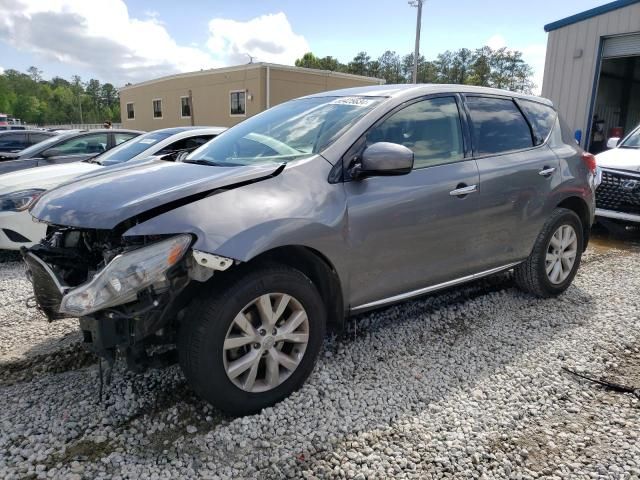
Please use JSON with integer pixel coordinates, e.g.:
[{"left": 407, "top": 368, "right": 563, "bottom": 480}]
[
  {"left": 182, "top": 158, "right": 229, "bottom": 167},
  {"left": 84, "top": 153, "right": 103, "bottom": 164}
]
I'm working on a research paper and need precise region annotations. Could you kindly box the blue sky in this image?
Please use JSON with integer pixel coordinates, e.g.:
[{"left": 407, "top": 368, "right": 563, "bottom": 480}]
[{"left": 0, "top": 0, "right": 609, "bottom": 92}]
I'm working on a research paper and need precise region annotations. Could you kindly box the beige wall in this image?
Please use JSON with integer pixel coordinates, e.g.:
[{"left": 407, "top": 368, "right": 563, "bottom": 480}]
[
  {"left": 120, "top": 65, "right": 382, "bottom": 131},
  {"left": 541, "top": 4, "right": 640, "bottom": 146}
]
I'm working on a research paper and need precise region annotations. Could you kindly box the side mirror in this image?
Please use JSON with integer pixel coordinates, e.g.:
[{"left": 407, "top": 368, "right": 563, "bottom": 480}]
[
  {"left": 42, "top": 148, "right": 63, "bottom": 158},
  {"left": 606, "top": 137, "right": 620, "bottom": 149},
  {"left": 352, "top": 142, "right": 414, "bottom": 179}
]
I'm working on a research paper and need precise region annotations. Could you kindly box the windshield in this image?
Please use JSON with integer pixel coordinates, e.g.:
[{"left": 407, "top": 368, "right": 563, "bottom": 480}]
[
  {"left": 96, "top": 131, "right": 173, "bottom": 165},
  {"left": 620, "top": 127, "right": 640, "bottom": 149},
  {"left": 17, "top": 134, "right": 66, "bottom": 158},
  {"left": 187, "top": 96, "right": 383, "bottom": 166}
]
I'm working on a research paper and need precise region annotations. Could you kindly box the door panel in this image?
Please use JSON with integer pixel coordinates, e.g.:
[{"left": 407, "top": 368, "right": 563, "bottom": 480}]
[
  {"left": 465, "top": 95, "right": 561, "bottom": 267},
  {"left": 473, "top": 147, "right": 560, "bottom": 265},
  {"left": 343, "top": 96, "right": 484, "bottom": 308},
  {"left": 345, "top": 160, "right": 481, "bottom": 307}
]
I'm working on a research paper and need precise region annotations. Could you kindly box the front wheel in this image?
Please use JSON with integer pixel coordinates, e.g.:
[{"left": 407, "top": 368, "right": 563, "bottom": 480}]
[
  {"left": 178, "top": 265, "right": 326, "bottom": 416},
  {"left": 514, "top": 208, "right": 584, "bottom": 297}
]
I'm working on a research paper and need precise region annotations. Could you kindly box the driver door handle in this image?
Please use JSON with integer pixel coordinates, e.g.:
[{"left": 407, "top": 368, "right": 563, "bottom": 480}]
[
  {"left": 538, "top": 167, "right": 556, "bottom": 177},
  {"left": 449, "top": 184, "right": 478, "bottom": 196}
]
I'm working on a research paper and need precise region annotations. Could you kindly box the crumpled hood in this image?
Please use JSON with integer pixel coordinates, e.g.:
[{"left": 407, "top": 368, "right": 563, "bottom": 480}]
[
  {"left": 0, "top": 162, "right": 100, "bottom": 194},
  {"left": 595, "top": 147, "right": 640, "bottom": 172},
  {"left": 30, "top": 159, "right": 283, "bottom": 229}
]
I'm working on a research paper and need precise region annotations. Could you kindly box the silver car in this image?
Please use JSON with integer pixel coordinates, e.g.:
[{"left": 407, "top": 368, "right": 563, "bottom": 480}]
[{"left": 24, "top": 85, "right": 597, "bottom": 415}]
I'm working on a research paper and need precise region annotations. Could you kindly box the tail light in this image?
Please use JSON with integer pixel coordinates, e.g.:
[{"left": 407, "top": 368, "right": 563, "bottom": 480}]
[{"left": 581, "top": 152, "right": 597, "bottom": 174}]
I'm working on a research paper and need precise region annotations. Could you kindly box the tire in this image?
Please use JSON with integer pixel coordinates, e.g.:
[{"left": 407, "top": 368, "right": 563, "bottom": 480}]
[
  {"left": 514, "top": 208, "right": 584, "bottom": 298},
  {"left": 178, "top": 265, "right": 326, "bottom": 416}
]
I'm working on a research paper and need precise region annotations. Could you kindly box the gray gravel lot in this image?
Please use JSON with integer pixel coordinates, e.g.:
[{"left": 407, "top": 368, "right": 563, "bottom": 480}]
[{"left": 1, "top": 236, "right": 639, "bottom": 479}]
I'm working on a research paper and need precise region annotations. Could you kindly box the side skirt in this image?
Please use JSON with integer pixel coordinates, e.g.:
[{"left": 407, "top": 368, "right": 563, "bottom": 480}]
[{"left": 350, "top": 262, "right": 522, "bottom": 313}]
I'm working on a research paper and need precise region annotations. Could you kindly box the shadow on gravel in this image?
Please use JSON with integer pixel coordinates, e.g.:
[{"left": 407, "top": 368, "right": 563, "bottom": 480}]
[
  {"left": 0, "top": 251, "right": 21, "bottom": 263},
  {"left": 0, "top": 341, "right": 96, "bottom": 386}
]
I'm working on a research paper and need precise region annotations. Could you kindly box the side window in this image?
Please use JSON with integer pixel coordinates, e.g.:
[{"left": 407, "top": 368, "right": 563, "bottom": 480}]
[
  {"left": 156, "top": 135, "right": 215, "bottom": 155},
  {"left": 230, "top": 91, "right": 246, "bottom": 116},
  {"left": 53, "top": 133, "right": 108, "bottom": 155},
  {"left": 518, "top": 99, "right": 557, "bottom": 145},
  {"left": 126, "top": 103, "right": 135, "bottom": 120},
  {"left": 153, "top": 99, "right": 163, "bottom": 119},
  {"left": 30, "top": 133, "right": 53, "bottom": 144},
  {"left": 0, "top": 133, "right": 26, "bottom": 148},
  {"left": 466, "top": 96, "right": 533, "bottom": 155},
  {"left": 365, "top": 97, "right": 464, "bottom": 169},
  {"left": 114, "top": 133, "right": 137, "bottom": 145},
  {"left": 547, "top": 117, "right": 564, "bottom": 148}
]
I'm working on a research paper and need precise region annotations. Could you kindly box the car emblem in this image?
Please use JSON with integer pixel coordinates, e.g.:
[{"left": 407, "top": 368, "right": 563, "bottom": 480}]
[{"left": 621, "top": 179, "right": 639, "bottom": 192}]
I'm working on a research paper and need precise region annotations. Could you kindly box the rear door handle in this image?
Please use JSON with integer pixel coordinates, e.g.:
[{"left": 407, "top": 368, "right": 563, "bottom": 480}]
[
  {"left": 538, "top": 167, "right": 556, "bottom": 177},
  {"left": 449, "top": 184, "right": 478, "bottom": 196}
]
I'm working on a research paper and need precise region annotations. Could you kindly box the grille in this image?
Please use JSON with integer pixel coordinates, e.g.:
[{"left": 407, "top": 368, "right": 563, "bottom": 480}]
[
  {"left": 596, "top": 169, "right": 640, "bottom": 215},
  {"left": 24, "top": 253, "right": 69, "bottom": 320}
]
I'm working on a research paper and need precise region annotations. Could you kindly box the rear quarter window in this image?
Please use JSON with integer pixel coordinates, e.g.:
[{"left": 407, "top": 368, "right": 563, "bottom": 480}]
[
  {"left": 466, "top": 96, "right": 533, "bottom": 156},
  {"left": 518, "top": 99, "right": 557, "bottom": 145}
]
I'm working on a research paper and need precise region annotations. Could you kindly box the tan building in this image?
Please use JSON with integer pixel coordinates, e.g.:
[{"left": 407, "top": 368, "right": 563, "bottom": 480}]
[
  {"left": 542, "top": 0, "right": 640, "bottom": 153},
  {"left": 119, "top": 63, "right": 384, "bottom": 131}
]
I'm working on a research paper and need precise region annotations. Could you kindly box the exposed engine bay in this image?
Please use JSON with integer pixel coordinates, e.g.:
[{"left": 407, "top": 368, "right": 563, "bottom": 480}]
[{"left": 22, "top": 227, "right": 220, "bottom": 373}]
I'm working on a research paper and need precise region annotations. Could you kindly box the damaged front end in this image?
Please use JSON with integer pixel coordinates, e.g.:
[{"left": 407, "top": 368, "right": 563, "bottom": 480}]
[{"left": 22, "top": 227, "right": 230, "bottom": 371}]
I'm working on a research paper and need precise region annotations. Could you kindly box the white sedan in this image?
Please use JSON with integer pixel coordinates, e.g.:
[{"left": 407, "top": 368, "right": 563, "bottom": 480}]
[
  {"left": 595, "top": 125, "right": 640, "bottom": 224},
  {"left": 0, "top": 126, "right": 225, "bottom": 250}
]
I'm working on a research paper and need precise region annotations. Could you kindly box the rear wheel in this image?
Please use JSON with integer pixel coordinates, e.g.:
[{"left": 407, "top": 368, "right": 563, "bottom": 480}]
[
  {"left": 178, "top": 265, "right": 326, "bottom": 416},
  {"left": 514, "top": 208, "right": 584, "bottom": 297}
]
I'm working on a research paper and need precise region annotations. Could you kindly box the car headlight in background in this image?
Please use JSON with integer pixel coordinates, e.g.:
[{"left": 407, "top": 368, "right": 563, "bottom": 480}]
[
  {"left": 59, "top": 234, "right": 192, "bottom": 316},
  {"left": 0, "top": 189, "right": 46, "bottom": 212}
]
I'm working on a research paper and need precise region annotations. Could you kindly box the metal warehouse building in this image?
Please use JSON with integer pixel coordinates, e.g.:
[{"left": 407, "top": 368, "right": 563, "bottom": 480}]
[
  {"left": 542, "top": 0, "right": 640, "bottom": 153},
  {"left": 119, "top": 63, "right": 384, "bottom": 131}
]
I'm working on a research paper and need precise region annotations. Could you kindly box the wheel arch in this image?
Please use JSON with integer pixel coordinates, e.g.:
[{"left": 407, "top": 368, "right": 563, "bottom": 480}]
[
  {"left": 241, "top": 245, "right": 347, "bottom": 331},
  {"left": 556, "top": 196, "right": 591, "bottom": 251}
]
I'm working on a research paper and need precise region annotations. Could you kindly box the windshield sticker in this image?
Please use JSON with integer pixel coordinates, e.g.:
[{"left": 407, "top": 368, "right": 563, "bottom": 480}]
[
  {"left": 329, "top": 97, "right": 377, "bottom": 107},
  {"left": 139, "top": 139, "right": 158, "bottom": 144}
]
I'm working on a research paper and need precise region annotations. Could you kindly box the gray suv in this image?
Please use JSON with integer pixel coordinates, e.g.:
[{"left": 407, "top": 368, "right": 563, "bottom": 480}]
[{"left": 24, "top": 85, "right": 598, "bottom": 415}]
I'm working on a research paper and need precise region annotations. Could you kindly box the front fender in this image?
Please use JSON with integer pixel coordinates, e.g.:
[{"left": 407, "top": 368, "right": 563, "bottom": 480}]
[{"left": 123, "top": 156, "right": 351, "bottom": 295}]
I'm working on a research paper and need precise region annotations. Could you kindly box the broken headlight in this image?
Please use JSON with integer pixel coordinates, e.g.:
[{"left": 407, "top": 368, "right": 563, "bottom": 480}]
[
  {"left": 0, "top": 189, "right": 45, "bottom": 212},
  {"left": 59, "top": 234, "right": 191, "bottom": 316}
]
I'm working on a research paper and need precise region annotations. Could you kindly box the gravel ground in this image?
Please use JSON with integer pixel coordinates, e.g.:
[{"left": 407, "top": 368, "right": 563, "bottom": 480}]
[{"left": 1, "top": 236, "right": 639, "bottom": 479}]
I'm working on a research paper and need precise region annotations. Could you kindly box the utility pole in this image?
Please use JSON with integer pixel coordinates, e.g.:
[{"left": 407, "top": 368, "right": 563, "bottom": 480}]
[{"left": 409, "top": 0, "right": 424, "bottom": 84}]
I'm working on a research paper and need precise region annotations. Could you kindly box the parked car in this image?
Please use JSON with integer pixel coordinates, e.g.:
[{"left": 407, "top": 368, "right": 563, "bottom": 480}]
[
  {"left": 0, "top": 127, "right": 225, "bottom": 250},
  {"left": 0, "top": 129, "right": 142, "bottom": 175},
  {"left": 23, "top": 85, "right": 597, "bottom": 415},
  {"left": 595, "top": 124, "right": 640, "bottom": 226},
  {"left": 0, "top": 130, "right": 58, "bottom": 157}
]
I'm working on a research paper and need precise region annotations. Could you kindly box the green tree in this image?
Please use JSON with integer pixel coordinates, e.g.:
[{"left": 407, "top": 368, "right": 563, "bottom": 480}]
[
  {"left": 347, "top": 51, "right": 371, "bottom": 76},
  {"left": 295, "top": 52, "right": 322, "bottom": 69}
]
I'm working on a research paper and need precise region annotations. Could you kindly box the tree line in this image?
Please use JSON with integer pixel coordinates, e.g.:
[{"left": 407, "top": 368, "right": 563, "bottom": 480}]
[
  {"left": 295, "top": 46, "right": 536, "bottom": 94},
  {"left": 0, "top": 67, "right": 120, "bottom": 125}
]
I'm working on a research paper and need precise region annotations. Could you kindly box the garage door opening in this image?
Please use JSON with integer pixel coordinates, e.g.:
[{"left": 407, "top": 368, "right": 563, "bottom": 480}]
[{"left": 589, "top": 35, "right": 640, "bottom": 154}]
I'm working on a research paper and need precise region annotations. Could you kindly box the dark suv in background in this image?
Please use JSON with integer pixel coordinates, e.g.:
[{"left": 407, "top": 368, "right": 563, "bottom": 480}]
[
  {"left": 25, "top": 85, "right": 598, "bottom": 415},
  {"left": 0, "top": 130, "right": 57, "bottom": 158}
]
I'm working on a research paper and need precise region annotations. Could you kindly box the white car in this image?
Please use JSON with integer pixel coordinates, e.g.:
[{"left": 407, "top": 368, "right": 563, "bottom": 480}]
[
  {"left": 595, "top": 125, "right": 640, "bottom": 225},
  {"left": 0, "top": 127, "right": 225, "bottom": 250}
]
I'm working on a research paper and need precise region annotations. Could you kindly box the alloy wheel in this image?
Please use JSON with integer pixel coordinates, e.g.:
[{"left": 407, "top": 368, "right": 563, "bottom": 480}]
[
  {"left": 222, "top": 293, "right": 309, "bottom": 393},
  {"left": 545, "top": 224, "right": 578, "bottom": 284}
]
